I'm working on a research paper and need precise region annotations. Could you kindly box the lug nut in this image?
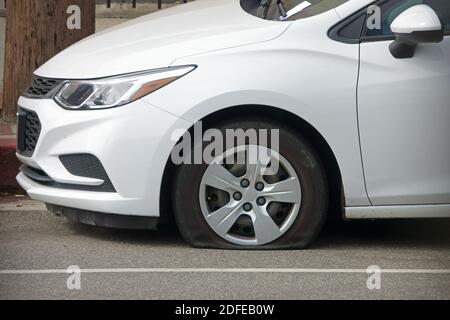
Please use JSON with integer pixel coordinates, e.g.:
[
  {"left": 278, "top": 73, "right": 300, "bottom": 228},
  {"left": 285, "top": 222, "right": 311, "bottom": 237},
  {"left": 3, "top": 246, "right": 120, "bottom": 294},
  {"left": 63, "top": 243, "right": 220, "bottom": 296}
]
[
  {"left": 255, "top": 182, "right": 265, "bottom": 191},
  {"left": 243, "top": 203, "right": 253, "bottom": 212},
  {"left": 257, "top": 197, "right": 266, "bottom": 206},
  {"left": 241, "top": 179, "right": 250, "bottom": 188},
  {"left": 233, "top": 192, "right": 242, "bottom": 201}
]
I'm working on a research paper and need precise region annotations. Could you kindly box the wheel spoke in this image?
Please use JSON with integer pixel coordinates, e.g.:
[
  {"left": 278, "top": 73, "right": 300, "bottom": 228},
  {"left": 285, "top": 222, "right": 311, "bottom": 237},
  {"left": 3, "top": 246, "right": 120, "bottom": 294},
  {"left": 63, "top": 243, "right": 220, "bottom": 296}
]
[
  {"left": 246, "top": 162, "right": 261, "bottom": 185},
  {"left": 205, "top": 204, "right": 242, "bottom": 237},
  {"left": 203, "top": 164, "right": 240, "bottom": 192},
  {"left": 242, "top": 145, "right": 262, "bottom": 183},
  {"left": 262, "top": 177, "right": 301, "bottom": 204},
  {"left": 252, "top": 206, "right": 282, "bottom": 244},
  {"left": 245, "top": 145, "right": 274, "bottom": 184},
  {"left": 246, "top": 158, "right": 269, "bottom": 184}
]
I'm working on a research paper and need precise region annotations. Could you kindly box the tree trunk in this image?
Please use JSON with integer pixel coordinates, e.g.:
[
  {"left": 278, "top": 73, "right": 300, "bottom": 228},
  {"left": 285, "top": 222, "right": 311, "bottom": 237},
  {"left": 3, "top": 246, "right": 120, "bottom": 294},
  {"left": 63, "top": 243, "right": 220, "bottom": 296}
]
[{"left": 2, "top": 0, "right": 95, "bottom": 122}]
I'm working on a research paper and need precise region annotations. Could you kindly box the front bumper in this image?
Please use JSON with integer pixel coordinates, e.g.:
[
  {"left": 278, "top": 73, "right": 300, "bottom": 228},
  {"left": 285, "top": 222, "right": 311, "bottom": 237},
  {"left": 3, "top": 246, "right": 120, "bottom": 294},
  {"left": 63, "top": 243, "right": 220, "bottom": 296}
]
[
  {"left": 46, "top": 204, "right": 159, "bottom": 230},
  {"left": 16, "top": 96, "right": 192, "bottom": 217}
]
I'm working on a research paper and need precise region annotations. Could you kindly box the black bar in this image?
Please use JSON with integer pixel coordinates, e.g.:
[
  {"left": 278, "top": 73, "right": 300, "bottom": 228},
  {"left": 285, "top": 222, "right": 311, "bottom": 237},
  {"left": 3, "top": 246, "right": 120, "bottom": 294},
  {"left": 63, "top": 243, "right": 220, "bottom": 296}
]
[
  {"left": 19, "top": 165, "right": 53, "bottom": 183},
  {"left": 16, "top": 109, "right": 26, "bottom": 152},
  {"left": 0, "top": 301, "right": 445, "bottom": 318}
]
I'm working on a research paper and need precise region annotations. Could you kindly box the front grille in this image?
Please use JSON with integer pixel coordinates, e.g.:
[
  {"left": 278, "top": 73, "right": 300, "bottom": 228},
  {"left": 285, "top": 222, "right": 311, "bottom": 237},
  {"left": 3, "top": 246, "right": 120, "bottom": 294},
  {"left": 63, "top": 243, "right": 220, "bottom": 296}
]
[
  {"left": 17, "top": 108, "right": 41, "bottom": 157},
  {"left": 23, "top": 76, "right": 63, "bottom": 98}
]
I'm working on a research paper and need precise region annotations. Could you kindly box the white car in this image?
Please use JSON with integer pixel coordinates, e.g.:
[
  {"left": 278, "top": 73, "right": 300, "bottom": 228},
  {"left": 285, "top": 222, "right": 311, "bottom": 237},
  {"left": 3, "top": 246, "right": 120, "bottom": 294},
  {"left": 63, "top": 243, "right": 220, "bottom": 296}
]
[{"left": 16, "top": 0, "right": 450, "bottom": 249}]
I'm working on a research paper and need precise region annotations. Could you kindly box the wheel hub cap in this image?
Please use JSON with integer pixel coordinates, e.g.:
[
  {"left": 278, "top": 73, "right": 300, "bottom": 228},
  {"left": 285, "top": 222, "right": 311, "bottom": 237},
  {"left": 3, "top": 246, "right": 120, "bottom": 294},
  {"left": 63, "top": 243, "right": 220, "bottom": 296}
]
[{"left": 199, "top": 145, "right": 302, "bottom": 246}]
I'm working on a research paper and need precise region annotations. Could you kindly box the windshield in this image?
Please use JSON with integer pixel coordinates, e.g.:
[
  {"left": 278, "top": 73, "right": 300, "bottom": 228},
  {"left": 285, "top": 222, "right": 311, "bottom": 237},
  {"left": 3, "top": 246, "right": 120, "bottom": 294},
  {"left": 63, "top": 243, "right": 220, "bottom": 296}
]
[{"left": 241, "top": 0, "right": 349, "bottom": 21}]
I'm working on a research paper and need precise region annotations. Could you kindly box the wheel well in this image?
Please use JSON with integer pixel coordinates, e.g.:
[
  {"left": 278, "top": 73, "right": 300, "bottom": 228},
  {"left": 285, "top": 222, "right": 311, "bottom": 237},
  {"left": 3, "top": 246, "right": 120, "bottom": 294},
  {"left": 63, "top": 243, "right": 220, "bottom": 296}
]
[{"left": 159, "top": 105, "right": 344, "bottom": 225}]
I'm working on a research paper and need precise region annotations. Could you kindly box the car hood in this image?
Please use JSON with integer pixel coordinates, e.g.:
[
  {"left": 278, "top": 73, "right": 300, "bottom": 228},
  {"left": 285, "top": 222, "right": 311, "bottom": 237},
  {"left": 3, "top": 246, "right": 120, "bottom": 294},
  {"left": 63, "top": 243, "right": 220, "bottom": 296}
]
[{"left": 35, "top": 0, "right": 289, "bottom": 79}]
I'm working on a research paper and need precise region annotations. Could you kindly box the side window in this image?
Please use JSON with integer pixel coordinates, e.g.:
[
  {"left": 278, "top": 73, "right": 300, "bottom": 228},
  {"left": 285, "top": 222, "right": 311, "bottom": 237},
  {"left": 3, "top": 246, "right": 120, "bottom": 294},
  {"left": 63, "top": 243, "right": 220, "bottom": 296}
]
[{"left": 365, "top": 0, "right": 450, "bottom": 39}]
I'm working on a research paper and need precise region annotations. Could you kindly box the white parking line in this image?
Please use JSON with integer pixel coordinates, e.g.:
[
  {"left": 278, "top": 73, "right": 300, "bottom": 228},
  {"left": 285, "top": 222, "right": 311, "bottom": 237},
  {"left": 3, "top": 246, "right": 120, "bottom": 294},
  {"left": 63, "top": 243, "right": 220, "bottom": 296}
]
[{"left": 1, "top": 268, "right": 449, "bottom": 274}]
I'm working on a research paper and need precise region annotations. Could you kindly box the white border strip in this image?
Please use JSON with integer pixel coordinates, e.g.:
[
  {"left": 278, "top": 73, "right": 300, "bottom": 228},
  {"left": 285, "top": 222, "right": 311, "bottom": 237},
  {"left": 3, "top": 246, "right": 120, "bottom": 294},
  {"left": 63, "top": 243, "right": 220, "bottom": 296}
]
[
  {"left": 345, "top": 204, "right": 450, "bottom": 219},
  {"left": 1, "top": 268, "right": 450, "bottom": 275}
]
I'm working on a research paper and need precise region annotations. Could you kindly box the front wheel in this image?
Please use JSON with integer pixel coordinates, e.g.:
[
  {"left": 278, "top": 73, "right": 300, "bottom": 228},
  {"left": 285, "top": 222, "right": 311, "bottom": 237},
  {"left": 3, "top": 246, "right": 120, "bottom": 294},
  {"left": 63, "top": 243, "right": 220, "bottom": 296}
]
[{"left": 173, "top": 118, "right": 328, "bottom": 249}]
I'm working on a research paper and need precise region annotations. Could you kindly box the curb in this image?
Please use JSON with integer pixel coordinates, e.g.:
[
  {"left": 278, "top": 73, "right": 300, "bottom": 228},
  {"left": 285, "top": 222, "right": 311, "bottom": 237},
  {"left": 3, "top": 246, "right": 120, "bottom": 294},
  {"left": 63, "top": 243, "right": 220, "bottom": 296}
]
[{"left": 0, "top": 137, "right": 21, "bottom": 192}]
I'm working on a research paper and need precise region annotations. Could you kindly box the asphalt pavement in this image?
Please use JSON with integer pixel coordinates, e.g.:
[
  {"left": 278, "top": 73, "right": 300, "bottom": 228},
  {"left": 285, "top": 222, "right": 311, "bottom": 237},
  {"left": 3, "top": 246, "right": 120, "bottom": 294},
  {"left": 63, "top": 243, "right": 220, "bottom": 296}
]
[{"left": 0, "top": 198, "right": 449, "bottom": 300}]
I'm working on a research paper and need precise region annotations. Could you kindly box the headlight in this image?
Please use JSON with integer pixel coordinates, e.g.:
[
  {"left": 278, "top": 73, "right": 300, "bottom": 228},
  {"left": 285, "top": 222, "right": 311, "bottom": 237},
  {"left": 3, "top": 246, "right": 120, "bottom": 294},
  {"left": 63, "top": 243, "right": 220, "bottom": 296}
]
[{"left": 54, "top": 65, "right": 196, "bottom": 110}]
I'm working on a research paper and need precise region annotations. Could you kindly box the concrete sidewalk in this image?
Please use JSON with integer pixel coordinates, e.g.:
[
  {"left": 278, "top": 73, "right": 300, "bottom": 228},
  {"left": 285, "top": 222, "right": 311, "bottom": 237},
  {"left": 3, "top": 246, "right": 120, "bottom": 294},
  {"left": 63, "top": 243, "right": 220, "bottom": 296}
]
[{"left": 0, "top": 120, "right": 19, "bottom": 193}]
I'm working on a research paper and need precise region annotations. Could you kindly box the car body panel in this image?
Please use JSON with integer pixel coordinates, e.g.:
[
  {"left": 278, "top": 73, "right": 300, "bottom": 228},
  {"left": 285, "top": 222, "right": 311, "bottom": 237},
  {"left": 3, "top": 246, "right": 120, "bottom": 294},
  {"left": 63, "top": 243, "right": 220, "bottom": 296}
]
[
  {"left": 345, "top": 204, "right": 450, "bottom": 219},
  {"left": 144, "top": 9, "right": 371, "bottom": 206},
  {"left": 358, "top": 36, "right": 450, "bottom": 205},
  {"left": 17, "top": 96, "right": 192, "bottom": 216},
  {"left": 334, "top": 0, "right": 374, "bottom": 19},
  {"left": 16, "top": 0, "right": 450, "bottom": 221},
  {"left": 35, "top": 0, "right": 291, "bottom": 79}
]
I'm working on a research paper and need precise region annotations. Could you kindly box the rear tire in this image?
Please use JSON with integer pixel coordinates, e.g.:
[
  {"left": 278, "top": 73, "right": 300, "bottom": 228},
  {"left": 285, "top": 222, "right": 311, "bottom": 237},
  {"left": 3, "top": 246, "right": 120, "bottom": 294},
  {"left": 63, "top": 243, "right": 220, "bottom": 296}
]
[{"left": 173, "top": 118, "right": 328, "bottom": 249}]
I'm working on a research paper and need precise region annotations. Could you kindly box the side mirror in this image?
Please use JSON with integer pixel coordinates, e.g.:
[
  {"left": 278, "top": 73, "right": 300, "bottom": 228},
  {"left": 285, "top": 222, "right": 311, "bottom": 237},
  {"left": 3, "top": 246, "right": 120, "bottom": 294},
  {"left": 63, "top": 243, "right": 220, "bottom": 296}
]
[{"left": 389, "top": 4, "right": 444, "bottom": 59}]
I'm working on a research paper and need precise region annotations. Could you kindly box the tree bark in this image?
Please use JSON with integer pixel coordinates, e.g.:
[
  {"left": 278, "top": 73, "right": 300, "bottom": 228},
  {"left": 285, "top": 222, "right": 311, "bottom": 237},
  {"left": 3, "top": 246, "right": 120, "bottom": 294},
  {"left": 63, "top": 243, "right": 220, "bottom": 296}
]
[{"left": 2, "top": 0, "right": 95, "bottom": 122}]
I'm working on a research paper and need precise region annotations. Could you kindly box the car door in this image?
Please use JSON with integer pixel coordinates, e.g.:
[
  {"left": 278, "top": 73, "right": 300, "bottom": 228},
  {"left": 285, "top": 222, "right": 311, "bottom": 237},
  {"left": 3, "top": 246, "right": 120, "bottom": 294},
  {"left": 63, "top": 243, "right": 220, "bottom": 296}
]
[{"left": 357, "top": 0, "right": 450, "bottom": 205}]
